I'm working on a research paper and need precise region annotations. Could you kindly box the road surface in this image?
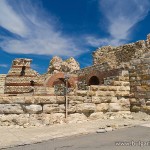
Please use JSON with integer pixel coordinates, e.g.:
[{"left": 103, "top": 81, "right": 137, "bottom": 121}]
[{"left": 5, "top": 126, "right": 150, "bottom": 150}]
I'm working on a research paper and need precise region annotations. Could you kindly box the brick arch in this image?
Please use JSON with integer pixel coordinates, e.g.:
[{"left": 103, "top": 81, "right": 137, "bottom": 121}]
[
  {"left": 45, "top": 72, "right": 76, "bottom": 87},
  {"left": 86, "top": 71, "right": 102, "bottom": 86}
]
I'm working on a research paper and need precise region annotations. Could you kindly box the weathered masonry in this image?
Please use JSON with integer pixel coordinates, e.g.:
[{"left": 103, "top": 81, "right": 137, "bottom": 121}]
[
  {"left": 0, "top": 74, "right": 6, "bottom": 94},
  {"left": 0, "top": 34, "right": 150, "bottom": 126}
]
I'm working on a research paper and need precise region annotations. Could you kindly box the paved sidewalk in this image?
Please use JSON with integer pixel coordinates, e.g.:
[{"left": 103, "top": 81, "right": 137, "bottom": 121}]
[{"left": 0, "top": 119, "right": 150, "bottom": 149}]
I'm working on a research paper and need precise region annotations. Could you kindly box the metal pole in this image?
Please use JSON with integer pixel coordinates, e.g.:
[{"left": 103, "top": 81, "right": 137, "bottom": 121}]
[{"left": 65, "top": 78, "right": 68, "bottom": 119}]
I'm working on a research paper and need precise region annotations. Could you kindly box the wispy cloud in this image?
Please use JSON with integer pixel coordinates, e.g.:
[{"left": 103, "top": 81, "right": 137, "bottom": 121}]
[
  {"left": 31, "top": 64, "right": 40, "bottom": 70},
  {"left": 0, "top": 0, "right": 85, "bottom": 57},
  {"left": 0, "top": 64, "right": 8, "bottom": 68},
  {"left": 0, "top": 0, "right": 27, "bottom": 35},
  {"left": 86, "top": 0, "right": 150, "bottom": 47}
]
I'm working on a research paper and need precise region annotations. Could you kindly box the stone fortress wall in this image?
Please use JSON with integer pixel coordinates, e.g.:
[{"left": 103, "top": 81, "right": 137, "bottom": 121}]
[
  {"left": 129, "top": 52, "right": 150, "bottom": 113},
  {"left": 0, "top": 34, "right": 150, "bottom": 126},
  {"left": 93, "top": 34, "right": 150, "bottom": 69},
  {"left": 0, "top": 69, "right": 131, "bottom": 126}
]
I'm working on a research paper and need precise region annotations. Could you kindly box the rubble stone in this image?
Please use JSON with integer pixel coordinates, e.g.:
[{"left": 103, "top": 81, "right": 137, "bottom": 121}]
[{"left": 48, "top": 56, "right": 80, "bottom": 73}]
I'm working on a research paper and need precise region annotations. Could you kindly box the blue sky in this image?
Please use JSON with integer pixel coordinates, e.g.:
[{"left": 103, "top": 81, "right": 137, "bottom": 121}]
[{"left": 0, "top": 0, "right": 150, "bottom": 74}]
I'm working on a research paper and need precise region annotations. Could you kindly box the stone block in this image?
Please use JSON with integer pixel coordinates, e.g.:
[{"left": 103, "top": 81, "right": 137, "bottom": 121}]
[
  {"left": 84, "top": 97, "right": 92, "bottom": 103},
  {"left": 96, "top": 129, "right": 106, "bottom": 133},
  {"left": 13, "top": 114, "right": 30, "bottom": 126},
  {"left": 0, "top": 114, "right": 29, "bottom": 126},
  {"left": 68, "top": 96, "right": 85, "bottom": 102},
  {"left": 115, "top": 91, "right": 130, "bottom": 97},
  {"left": 50, "top": 113, "right": 65, "bottom": 124},
  {"left": 130, "top": 86, "right": 137, "bottom": 92},
  {"left": 29, "top": 114, "right": 43, "bottom": 126},
  {"left": 141, "top": 80, "right": 150, "bottom": 86},
  {"left": 76, "top": 90, "right": 87, "bottom": 96},
  {"left": 96, "top": 103, "right": 109, "bottom": 112},
  {"left": 58, "top": 104, "right": 65, "bottom": 113},
  {"left": 111, "top": 97, "right": 118, "bottom": 103},
  {"left": 118, "top": 97, "right": 130, "bottom": 104},
  {"left": 120, "top": 70, "right": 129, "bottom": 76},
  {"left": 56, "top": 96, "right": 66, "bottom": 104},
  {"left": 142, "top": 106, "right": 150, "bottom": 114},
  {"left": 90, "top": 85, "right": 99, "bottom": 91},
  {"left": 42, "top": 114, "right": 52, "bottom": 125},
  {"left": 34, "top": 96, "right": 65, "bottom": 104},
  {"left": 92, "top": 96, "right": 117, "bottom": 103},
  {"left": 141, "top": 58, "right": 150, "bottom": 64},
  {"left": 141, "top": 75, "right": 150, "bottom": 80},
  {"left": 107, "top": 86, "right": 118, "bottom": 91},
  {"left": 146, "top": 92, "right": 150, "bottom": 99},
  {"left": 68, "top": 105, "right": 76, "bottom": 113},
  {"left": 96, "top": 91, "right": 115, "bottom": 96},
  {"left": 33, "top": 96, "right": 56, "bottom": 104},
  {"left": 117, "top": 111, "right": 131, "bottom": 114},
  {"left": 89, "top": 112, "right": 104, "bottom": 120},
  {"left": 87, "top": 91, "right": 96, "bottom": 96},
  {"left": 76, "top": 103, "right": 96, "bottom": 113},
  {"left": 108, "top": 103, "right": 129, "bottom": 112},
  {"left": 98, "top": 86, "right": 108, "bottom": 91},
  {"left": 129, "top": 98, "right": 137, "bottom": 104},
  {"left": 134, "top": 92, "right": 148, "bottom": 99},
  {"left": 146, "top": 100, "right": 150, "bottom": 106},
  {"left": 117, "top": 86, "right": 130, "bottom": 91},
  {"left": 43, "top": 104, "right": 59, "bottom": 113},
  {"left": 24, "top": 96, "right": 35, "bottom": 104},
  {"left": 92, "top": 97, "right": 103, "bottom": 104},
  {"left": 130, "top": 105, "right": 141, "bottom": 112},
  {"left": 0, "top": 97, "right": 13, "bottom": 104},
  {"left": 67, "top": 113, "right": 87, "bottom": 123},
  {"left": 69, "top": 100, "right": 83, "bottom": 105},
  {"left": 0, "top": 104, "right": 23, "bottom": 114},
  {"left": 108, "top": 103, "right": 121, "bottom": 112},
  {"left": 113, "top": 81, "right": 122, "bottom": 86},
  {"left": 105, "top": 127, "right": 113, "bottom": 132},
  {"left": 22, "top": 104, "right": 42, "bottom": 114},
  {"left": 119, "top": 76, "right": 129, "bottom": 81}
]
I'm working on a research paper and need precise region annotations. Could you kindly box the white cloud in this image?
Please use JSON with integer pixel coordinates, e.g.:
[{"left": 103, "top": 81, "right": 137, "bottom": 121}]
[
  {"left": 0, "top": 0, "right": 27, "bottom": 35},
  {"left": 0, "top": 64, "right": 8, "bottom": 68},
  {"left": 85, "top": 36, "right": 109, "bottom": 47},
  {"left": 100, "top": 0, "right": 150, "bottom": 40},
  {"left": 86, "top": 0, "right": 150, "bottom": 47},
  {"left": 85, "top": 36, "right": 124, "bottom": 47},
  {"left": 0, "top": 0, "right": 85, "bottom": 57}
]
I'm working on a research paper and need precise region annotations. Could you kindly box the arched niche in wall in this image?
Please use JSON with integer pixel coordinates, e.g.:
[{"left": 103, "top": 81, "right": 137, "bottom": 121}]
[
  {"left": 45, "top": 72, "right": 76, "bottom": 87},
  {"left": 88, "top": 76, "right": 100, "bottom": 85},
  {"left": 86, "top": 71, "right": 101, "bottom": 86}
]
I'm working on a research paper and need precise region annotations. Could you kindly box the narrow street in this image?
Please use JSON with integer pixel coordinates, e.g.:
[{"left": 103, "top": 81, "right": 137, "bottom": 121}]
[{"left": 6, "top": 126, "right": 150, "bottom": 150}]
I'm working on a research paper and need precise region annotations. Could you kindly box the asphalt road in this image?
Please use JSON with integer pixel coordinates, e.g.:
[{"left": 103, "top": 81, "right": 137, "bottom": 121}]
[{"left": 5, "top": 126, "right": 150, "bottom": 150}]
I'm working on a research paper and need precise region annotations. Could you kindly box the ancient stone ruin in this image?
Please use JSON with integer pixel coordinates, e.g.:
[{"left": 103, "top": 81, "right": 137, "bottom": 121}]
[{"left": 0, "top": 34, "right": 150, "bottom": 126}]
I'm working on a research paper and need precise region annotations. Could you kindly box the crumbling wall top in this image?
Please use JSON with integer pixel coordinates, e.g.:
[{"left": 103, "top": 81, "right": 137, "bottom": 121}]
[
  {"left": 93, "top": 34, "right": 150, "bottom": 69},
  {"left": 12, "top": 58, "right": 32, "bottom": 67},
  {"left": 47, "top": 56, "right": 80, "bottom": 74}
]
